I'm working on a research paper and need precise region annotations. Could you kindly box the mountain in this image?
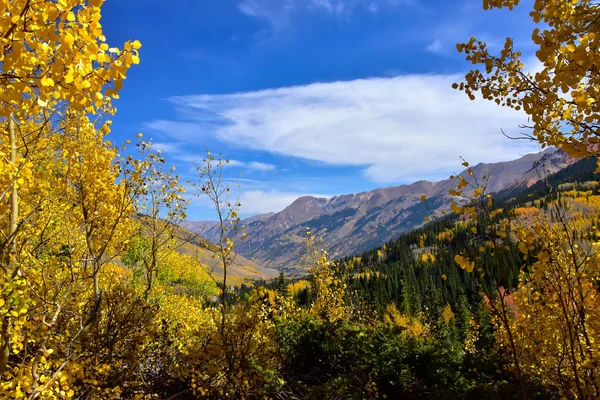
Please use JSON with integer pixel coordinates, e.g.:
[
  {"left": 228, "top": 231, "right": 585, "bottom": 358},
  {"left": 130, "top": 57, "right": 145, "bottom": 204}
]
[{"left": 186, "top": 148, "right": 570, "bottom": 274}]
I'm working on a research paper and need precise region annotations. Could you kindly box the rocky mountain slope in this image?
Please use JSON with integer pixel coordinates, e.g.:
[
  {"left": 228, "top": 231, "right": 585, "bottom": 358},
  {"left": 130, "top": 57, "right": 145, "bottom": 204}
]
[{"left": 185, "top": 148, "right": 570, "bottom": 274}]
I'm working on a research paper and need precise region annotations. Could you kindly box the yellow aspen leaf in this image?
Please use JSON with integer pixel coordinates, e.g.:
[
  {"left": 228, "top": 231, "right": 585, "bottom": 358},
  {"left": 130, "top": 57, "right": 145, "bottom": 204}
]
[
  {"left": 41, "top": 76, "right": 54, "bottom": 87},
  {"left": 97, "top": 53, "right": 109, "bottom": 63},
  {"left": 57, "top": 0, "right": 69, "bottom": 10},
  {"left": 64, "top": 33, "right": 75, "bottom": 45},
  {"left": 518, "top": 242, "right": 529, "bottom": 254}
]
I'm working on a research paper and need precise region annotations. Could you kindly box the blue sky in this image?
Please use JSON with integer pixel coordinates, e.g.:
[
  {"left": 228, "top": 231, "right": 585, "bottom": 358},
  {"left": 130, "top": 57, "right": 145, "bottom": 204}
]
[{"left": 101, "top": 0, "right": 541, "bottom": 220}]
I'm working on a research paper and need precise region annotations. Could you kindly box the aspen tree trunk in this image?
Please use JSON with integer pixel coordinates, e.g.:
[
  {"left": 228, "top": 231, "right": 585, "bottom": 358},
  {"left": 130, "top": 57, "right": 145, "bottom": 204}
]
[
  {"left": 9, "top": 117, "right": 17, "bottom": 271},
  {"left": 0, "top": 116, "right": 18, "bottom": 374}
]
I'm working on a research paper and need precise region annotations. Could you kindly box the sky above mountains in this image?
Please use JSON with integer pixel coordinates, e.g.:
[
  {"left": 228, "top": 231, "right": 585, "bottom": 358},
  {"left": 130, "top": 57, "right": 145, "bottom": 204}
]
[{"left": 101, "top": 0, "right": 541, "bottom": 219}]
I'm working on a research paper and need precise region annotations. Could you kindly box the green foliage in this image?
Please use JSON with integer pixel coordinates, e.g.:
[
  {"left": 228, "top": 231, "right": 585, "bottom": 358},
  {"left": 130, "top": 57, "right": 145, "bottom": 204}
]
[
  {"left": 345, "top": 157, "right": 599, "bottom": 319},
  {"left": 274, "top": 311, "right": 538, "bottom": 399}
]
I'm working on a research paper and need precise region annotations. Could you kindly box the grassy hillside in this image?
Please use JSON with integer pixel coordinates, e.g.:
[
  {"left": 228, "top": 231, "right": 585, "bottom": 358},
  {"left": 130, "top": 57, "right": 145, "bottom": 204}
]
[{"left": 173, "top": 223, "right": 280, "bottom": 284}]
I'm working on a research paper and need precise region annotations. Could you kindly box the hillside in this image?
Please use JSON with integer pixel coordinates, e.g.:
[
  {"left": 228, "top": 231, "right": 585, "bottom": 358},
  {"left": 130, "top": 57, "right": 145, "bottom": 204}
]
[
  {"left": 173, "top": 223, "right": 279, "bottom": 283},
  {"left": 342, "top": 155, "right": 599, "bottom": 315},
  {"left": 186, "top": 148, "right": 571, "bottom": 273}
]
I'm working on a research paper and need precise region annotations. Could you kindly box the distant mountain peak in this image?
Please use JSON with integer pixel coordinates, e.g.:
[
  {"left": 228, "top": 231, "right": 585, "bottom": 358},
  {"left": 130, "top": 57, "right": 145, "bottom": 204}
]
[{"left": 187, "top": 148, "right": 571, "bottom": 274}]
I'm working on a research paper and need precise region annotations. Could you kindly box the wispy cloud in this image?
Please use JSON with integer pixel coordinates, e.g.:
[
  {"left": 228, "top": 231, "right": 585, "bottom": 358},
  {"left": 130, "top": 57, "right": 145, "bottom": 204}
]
[
  {"left": 190, "top": 187, "right": 328, "bottom": 216},
  {"left": 228, "top": 160, "right": 277, "bottom": 171},
  {"left": 422, "top": 4, "right": 505, "bottom": 58},
  {"left": 238, "top": 0, "right": 294, "bottom": 32},
  {"left": 151, "top": 143, "right": 277, "bottom": 174},
  {"left": 145, "top": 120, "right": 206, "bottom": 143},
  {"left": 153, "top": 142, "right": 199, "bottom": 164},
  {"left": 248, "top": 161, "right": 277, "bottom": 171},
  {"left": 308, "top": 0, "right": 411, "bottom": 15},
  {"left": 238, "top": 190, "right": 329, "bottom": 214},
  {"left": 148, "top": 73, "right": 539, "bottom": 184},
  {"left": 425, "top": 39, "right": 445, "bottom": 55},
  {"left": 423, "top": 22, "right": 472, "bottom": 57},
  {"left": 238, "top": 0, "right": 412, "bottom": 31}
]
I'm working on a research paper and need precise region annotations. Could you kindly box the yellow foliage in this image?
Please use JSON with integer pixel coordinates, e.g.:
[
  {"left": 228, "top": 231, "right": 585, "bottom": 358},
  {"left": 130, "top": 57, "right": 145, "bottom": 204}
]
[
  {"left": 456, "top": 0, "right": 600, "bottom": 160},
  {"left": 498, "top": 217, "right": 600, "bottom": 398},
  {"left": 355, "top": 270, "right": 387, "bottom": 280},
  {"left": 304, "top": 234, "right": 349, "bottom": 323},
  {"left": 383, "top": 304, "right": 427, "bottom": 338},
  {"left": 437, "top": 230, "right": 454, "bottom": 243},
  {"left": 157, "top": 250, "right": 218, "bottom": 298},
  {"left": 420, "top": 252, "right": 436, "bottom": 264},
  {"left": 442, "top": 304, "right": 455, "bottom": 324},
  {"left": 287, "top": 279, "right": 311, "bottom": 295},
  {"left": 0, "top": 0, "right": 140, "bottom": 119},
  {"left": 0, "top": 1, "right": 283, "bottom": 398},
  {"left": 454, "top": 254, "right": 474, "bottom": 273},
  {"left": 513, "top": 207, "right": 540, "bottom": 217}
]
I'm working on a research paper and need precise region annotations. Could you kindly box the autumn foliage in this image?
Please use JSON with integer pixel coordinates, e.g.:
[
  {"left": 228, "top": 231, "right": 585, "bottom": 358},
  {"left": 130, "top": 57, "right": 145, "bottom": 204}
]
[
  {"left": 1, "top": 0, "right": 600, "bottom": 399},
  {"left": 450, "top": 0, "right": 600, "bottom": 398}
]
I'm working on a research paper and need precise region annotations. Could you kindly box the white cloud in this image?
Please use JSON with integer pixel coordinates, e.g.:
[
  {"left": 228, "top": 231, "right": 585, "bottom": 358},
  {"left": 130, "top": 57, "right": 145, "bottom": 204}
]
[
  {"left": 150, "top": 143, "right": 277, "bottom": 173},
  {"left": 152, "top": 142, "right": 199, "bottom": 164},
  {"left": 425, "top": 39, "right": 445, "bottom": 55},
  {"left": 422, "top": 17, "right": 503, "bottom": 58},
  {"left": 152, "top": 142, "right": 180, "bottom": 154},
  {"left": 228, "top": 160, "right": 277, "bottom": 171},
  {"left": 145, "top": 120, "right": 205, "bottom": 142},
  {"left": 308, "top": 0, "right": 408, "bottom": 15},
  {"left": 150, "top": 74, "right": 539, "bottom": 183},
  {"left": 226, "top": 159, "right": 246, "bottom": 168},
  {"left": 238, "top": 0, "right": 410, "bottom": 31},
  {"left": 248, "top": 161, "right": 277, "bottom": 171},
  {"left": 238, "top": 190, "right": 328, "bottom": 214},
  {"left": 238, "top": 0, "right": 294, "bottom": 32}
]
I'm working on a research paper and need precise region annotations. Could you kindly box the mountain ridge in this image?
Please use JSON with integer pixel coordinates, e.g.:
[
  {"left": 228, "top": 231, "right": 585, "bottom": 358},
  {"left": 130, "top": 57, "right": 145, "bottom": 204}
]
[{"left": 184, "top": 148, "right": 571, "bottom": 274}]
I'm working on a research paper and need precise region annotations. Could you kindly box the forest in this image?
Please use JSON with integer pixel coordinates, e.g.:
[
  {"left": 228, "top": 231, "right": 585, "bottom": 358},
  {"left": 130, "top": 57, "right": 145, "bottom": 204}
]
[{"left": 1, "top": 0, "right": 600, "bottom": 399}]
